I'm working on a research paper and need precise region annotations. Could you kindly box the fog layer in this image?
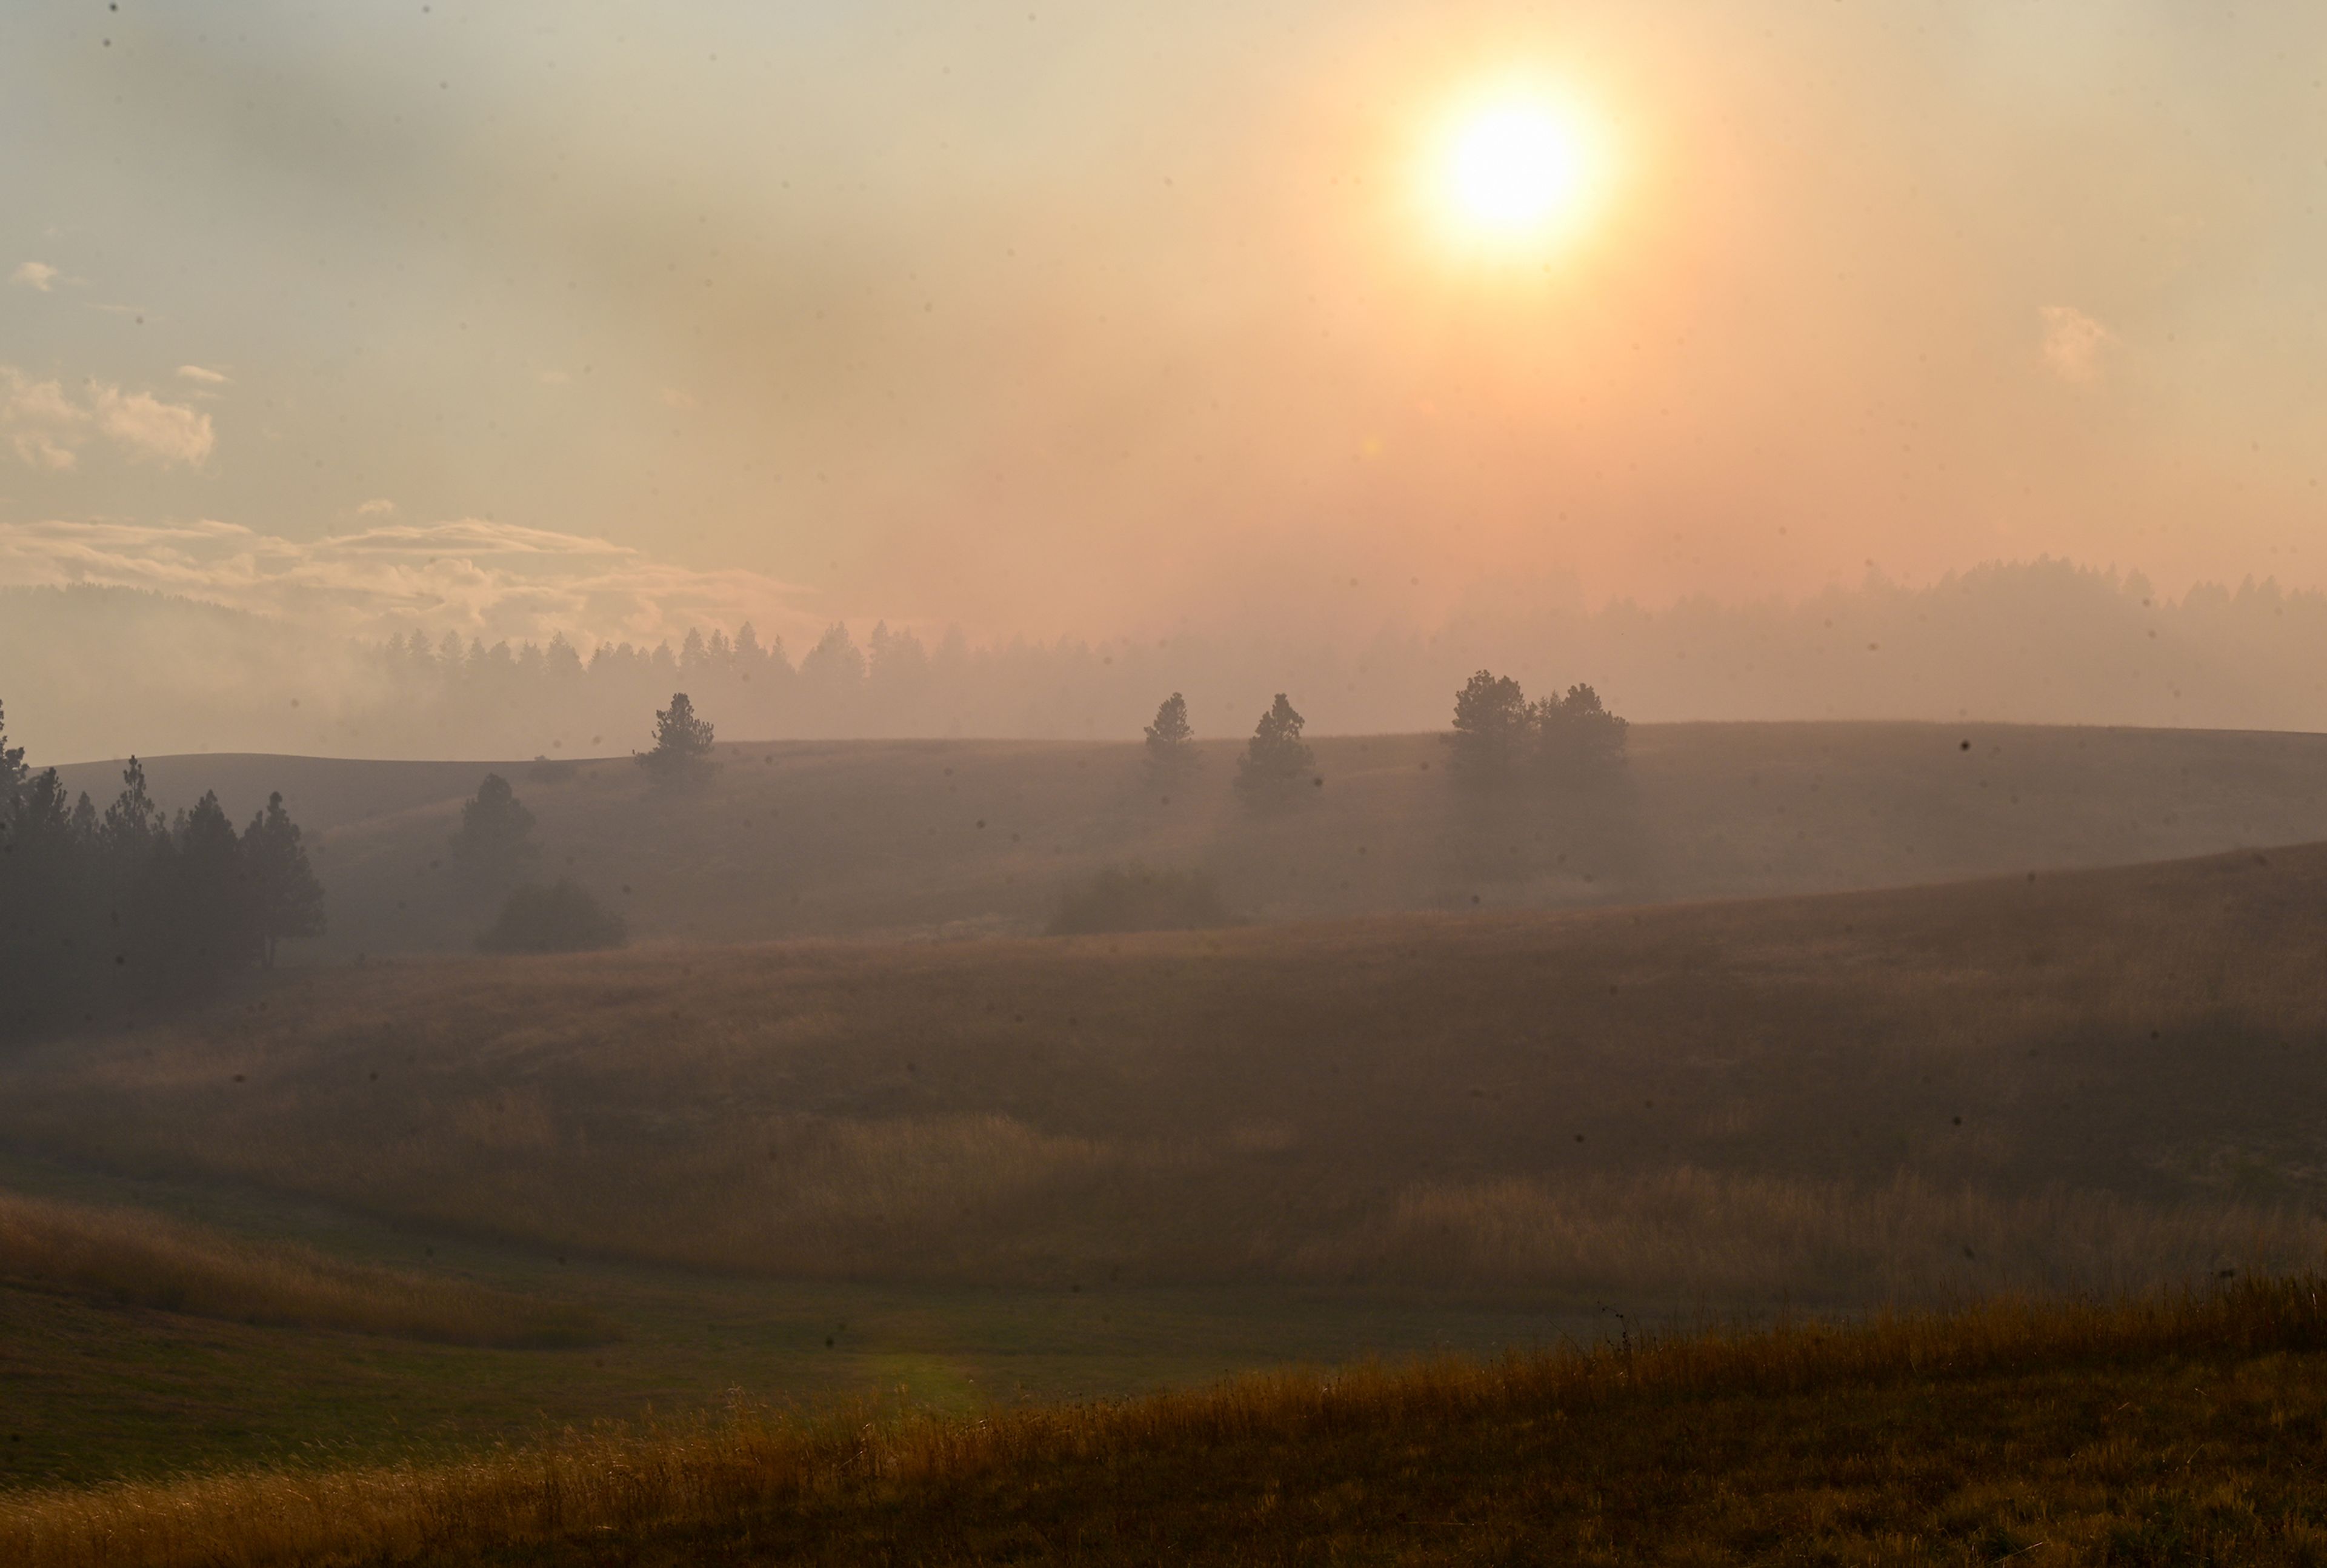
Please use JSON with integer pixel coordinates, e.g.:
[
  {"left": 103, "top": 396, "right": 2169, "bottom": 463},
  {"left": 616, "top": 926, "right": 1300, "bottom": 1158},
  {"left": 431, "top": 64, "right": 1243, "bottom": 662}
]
[{"left": 8, "top": 559, "right": 2326, "bottom": 763}]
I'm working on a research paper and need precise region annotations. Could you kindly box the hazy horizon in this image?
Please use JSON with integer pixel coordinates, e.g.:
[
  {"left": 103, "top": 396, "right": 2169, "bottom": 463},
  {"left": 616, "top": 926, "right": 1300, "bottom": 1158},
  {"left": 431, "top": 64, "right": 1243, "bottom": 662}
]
[{"left": 10, "top": 556, "right": 2327, "bottom": 765}]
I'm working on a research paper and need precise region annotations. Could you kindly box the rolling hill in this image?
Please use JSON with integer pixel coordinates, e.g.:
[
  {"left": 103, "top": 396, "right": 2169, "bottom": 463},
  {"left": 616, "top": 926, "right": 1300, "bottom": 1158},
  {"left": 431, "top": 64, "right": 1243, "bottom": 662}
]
[
  {"left": 7, "top": 838, "right": 2326, "bottom": 1314},
  {"left": 41, "top": 719, "right": 2327, "bottom": 957}
]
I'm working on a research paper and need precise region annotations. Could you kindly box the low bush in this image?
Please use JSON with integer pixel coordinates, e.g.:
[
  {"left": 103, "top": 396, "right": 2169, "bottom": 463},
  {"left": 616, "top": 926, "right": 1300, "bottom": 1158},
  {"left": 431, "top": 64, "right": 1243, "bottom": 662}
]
[
  {"left": 1049, "top": 864, "right": 1230, "bottom": 935},
  {"left": 476, "top": 880, "right": 627, "bottom": 954}
]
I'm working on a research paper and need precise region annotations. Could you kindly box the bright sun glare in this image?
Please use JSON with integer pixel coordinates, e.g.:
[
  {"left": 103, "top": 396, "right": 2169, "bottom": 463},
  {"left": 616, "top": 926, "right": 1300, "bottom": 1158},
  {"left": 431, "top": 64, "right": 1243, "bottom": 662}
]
[{"left": 1436, "top": 94, "right": 1600, "bottom": 251}]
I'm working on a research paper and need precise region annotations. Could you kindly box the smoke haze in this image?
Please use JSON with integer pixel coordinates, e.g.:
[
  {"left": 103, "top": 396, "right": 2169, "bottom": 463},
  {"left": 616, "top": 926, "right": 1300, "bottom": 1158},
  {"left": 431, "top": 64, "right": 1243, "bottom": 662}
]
[
  {"left": 5, "top": 0, "right": 2326, "bottom": 665},
  {"left": 8, "top": 559, "right": 2326, "bottom": 764}
]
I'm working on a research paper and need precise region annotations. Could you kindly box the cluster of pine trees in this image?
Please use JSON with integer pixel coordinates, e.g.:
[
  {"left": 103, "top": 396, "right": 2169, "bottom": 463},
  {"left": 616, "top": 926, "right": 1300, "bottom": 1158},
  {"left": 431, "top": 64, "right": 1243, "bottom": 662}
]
[
  {"left": 1442, "top": 671, "right": 1630, "bottom": 789},
  {"left": 427, "top": 693, "right": 720, "bottom": 955},
  {"left": 1138, "top": 675, "right": 1629, "bottom": 810},
  {"left": 0, "top": 699, "right": 325, "bottom": 1040}
]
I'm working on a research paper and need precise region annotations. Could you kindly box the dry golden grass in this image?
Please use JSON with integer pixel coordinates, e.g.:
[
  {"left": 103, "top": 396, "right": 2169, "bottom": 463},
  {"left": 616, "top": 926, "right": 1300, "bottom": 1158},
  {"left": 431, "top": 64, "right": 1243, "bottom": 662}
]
[
  {"left": 1300, "top": 1170, "right": 2327, "bottom": 1300},
  {"left": 8, "top": 842, "right": 2327, "bottom": 1311},
  {"left": 0, "top": 1188, "right": 604, "bottom": 1346},
  {"left": 12, "top": 1276, "right": 2327, "bottom": 1566}
]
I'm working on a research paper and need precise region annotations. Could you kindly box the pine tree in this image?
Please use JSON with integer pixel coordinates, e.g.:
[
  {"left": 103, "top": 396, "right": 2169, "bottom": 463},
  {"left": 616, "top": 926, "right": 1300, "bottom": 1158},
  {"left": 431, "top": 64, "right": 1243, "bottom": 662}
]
[
  {"left": 0, "top": 698, "right": 24, "bottom": 817},
  {"left": 637, "top": 692, "right": 717, "bottom": 786},
  {"left": 1234, "top": 694, "right": 1316, "bottom": 809},
  {"left": 448, "top": 772, "right": 539, "bottom": 893},
  {"left": 156, "top": 792, "right": 264, "bottom": 988},
  {"left": 1445, "top": 670, "right": 1531, "bottom": 788},
  {"left": 1144, "top": 693, "right": 1197, "bottom": 787},
  {"left": 1535, "top": 683, "right": 1630, "bottom": 782},
  {"left": 545, "top": 633, "right": 585, "bottom": 680},
  {"left": 102, "top": 756, "right": 165, "bottom": 856},
  {"left": 244, "top": 792, "right": 327, "bottom": 967}
]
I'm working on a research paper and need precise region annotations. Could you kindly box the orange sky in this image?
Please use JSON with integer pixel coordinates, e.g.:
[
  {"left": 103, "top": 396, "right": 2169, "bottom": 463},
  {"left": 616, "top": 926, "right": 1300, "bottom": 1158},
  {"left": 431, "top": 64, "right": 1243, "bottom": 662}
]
[{"left": 2, "top": 0, "right": 2322, "bottom": 648}]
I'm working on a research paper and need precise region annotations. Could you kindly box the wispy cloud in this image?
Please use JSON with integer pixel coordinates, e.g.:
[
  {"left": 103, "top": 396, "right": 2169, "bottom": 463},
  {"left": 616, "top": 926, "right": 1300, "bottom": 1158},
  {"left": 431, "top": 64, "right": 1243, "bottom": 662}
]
[
  {"left": 2039, "top": 304, "right": 2114, "bottom": 384},
  {"left": 175, "top": 364, "right": 230, "bottom": 385},
  {"left": 0, "top": 367, "right": 215, "bottom": 470},
  {"left": 10, "top": 261, "right": 59, "bottom": 291},
  {"left": 0, "top": 516, "right": 814, "bottom": 646},
  {"left": 11, "top": 432, "right": 78, "bottom": 471},
  {"left": 355, "top": 497, "right": 396, "bottom": 517}
]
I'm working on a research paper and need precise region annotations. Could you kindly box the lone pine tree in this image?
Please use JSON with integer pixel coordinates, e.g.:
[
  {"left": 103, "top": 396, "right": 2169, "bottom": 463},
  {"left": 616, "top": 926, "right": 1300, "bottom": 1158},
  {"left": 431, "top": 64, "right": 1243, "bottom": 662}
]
[
  {"left": 637, "top": 692, "right": 717, "bottom": 786},
  {"left": 1234, "top": 693, "right": 1316, "bottom": 809}
]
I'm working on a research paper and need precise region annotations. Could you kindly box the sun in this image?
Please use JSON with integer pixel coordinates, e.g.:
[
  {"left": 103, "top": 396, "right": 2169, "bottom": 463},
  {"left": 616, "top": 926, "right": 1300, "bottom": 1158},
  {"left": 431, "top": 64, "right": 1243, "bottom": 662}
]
[{"left": 1431, "top": 92, "right": 1604, "bottom": 253}]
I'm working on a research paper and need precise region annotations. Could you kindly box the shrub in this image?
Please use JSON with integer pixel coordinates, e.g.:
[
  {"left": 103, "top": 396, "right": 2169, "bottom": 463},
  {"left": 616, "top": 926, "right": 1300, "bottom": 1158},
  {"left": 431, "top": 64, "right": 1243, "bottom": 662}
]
[
  {"left": 477, "top": 880, "right": 627, "bottom": 954},
  {"left": 1049, "top": 864, "right": 1231, "bottom": 935}
]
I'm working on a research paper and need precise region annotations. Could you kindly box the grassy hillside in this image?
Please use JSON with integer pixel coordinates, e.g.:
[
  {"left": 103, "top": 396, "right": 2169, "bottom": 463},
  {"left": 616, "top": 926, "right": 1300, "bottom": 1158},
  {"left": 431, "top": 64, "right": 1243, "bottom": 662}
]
[
  {"left": 12, "top": 1277, "right": 2327, "bottom": 1566},
  {"left": 9, "top": 842, "right": 2327, "bottom": 1311},
  {"left": 45, "top": 720, "right": 2327, "bottom": 955},
  {"left": 0, "top": 1151, "right": 1561, "bottom": 1492},
  {"left": 0, "top": 1186, "right": 601, "bottom": 1346}
]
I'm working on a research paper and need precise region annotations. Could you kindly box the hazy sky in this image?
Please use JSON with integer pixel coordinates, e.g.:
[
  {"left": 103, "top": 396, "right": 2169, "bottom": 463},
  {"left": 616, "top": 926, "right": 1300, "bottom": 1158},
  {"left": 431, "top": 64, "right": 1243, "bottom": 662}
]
[{"left": 3, "top": 1, "right": 2324, "bottom": 648}]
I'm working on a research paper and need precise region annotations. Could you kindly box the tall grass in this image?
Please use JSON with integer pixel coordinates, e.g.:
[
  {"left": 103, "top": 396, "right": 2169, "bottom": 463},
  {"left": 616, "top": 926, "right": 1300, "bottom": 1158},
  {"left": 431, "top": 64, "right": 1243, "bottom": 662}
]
[
  {"left": 9, "top": 1275, "right": 2327, "bottom": 1567},
  {"left": 0, "top": 1189, "right": 604, "bottom": 1346}
]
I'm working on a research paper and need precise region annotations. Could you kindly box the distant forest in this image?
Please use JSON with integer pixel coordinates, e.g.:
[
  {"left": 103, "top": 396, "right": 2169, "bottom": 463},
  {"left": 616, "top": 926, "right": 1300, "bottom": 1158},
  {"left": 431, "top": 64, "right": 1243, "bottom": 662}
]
[{"left": 8, "top": 559, "right": 2327, "bottom": 762}]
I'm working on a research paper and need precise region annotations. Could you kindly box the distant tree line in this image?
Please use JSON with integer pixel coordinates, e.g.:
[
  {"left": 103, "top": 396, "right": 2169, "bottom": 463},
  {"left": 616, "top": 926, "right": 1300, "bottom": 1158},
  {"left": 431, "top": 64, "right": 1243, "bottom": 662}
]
[
  {"left": 365, "top": 620, "right": 961, "bottom": 752},
  {"left": 22, "top": 560, "right": 2327, "bottom": 764},
  {"left": 0, "top": 698, "right": 325, "bottom": 1040}
]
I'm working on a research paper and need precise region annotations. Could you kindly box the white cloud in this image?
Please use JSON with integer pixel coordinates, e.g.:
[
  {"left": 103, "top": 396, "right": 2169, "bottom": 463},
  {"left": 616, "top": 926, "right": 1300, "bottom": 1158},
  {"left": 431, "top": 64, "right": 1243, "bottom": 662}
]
[
  {"left": 175, "top": 365, "right": 230, "bottom": 385},
  {"left": 10, "top": 262, "right": 58, "bottom": 291},
  {"left": 355, "top": 497, "right": 397, "bottom": 517},
  {"left": 2040, "top": 304, "right": 2114, "bottom": 384},
  {"left": 0, "top": 366, "right": 216, "bottom": 470},
  {"left": 0, "top": 516, "right": 814, "bottom": 647},
  {"left": 89, "top": 385, "right": 215, "bottom": 464}
]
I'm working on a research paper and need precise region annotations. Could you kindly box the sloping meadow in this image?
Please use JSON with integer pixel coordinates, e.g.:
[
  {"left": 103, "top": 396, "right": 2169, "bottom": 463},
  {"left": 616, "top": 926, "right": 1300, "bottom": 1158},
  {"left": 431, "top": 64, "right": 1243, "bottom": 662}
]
[
  {"left": 7, "top": 842, "right": 2327, "bottom": 1309},
  {"left": 0, "top": 1188, "right": 605, "bottom": 1346}
]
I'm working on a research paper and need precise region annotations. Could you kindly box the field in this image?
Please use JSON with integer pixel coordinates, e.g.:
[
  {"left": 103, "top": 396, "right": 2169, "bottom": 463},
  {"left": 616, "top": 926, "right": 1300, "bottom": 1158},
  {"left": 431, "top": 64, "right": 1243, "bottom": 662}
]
[
  {"left": 45, "top": 720, "right": 2327, "bottom": 954},
  {"left": 13, "top": 1278, "right": 2327, "bottom": 1565},
  {"left": 8, "top": 839, "right": 2327, "bottom": 1312},
  {"left": 15, "top": 724, "right": 2327, "bottom": 1558},
  {"left": 0, "top": 1184, "right": 601, "bottom": 1346},
  {"left": 0, "top": 1150, "right": 1571, "bottom": 1494}
]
